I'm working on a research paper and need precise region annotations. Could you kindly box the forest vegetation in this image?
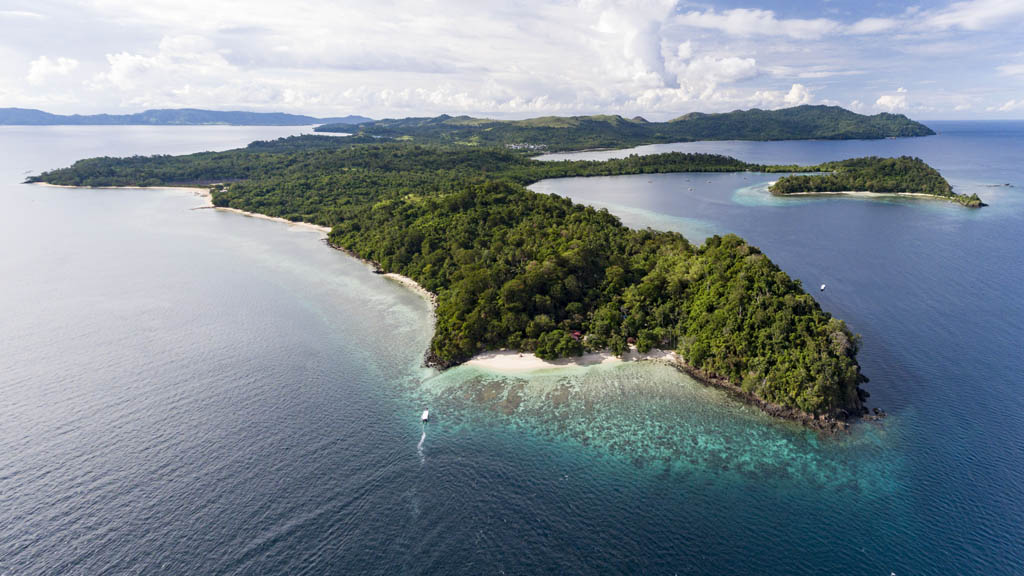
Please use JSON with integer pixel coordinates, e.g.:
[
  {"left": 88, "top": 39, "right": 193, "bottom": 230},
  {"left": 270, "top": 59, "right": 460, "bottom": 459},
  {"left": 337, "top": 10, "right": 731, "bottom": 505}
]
[
  {"left": 769, "top": 156, "right": 985, "bottom": 207},
  {"left": 30, "top": 137, "right": 963, "bottom": 417},
  {"left": 315, "top": 105, "right": 935, "bottom": 151}
]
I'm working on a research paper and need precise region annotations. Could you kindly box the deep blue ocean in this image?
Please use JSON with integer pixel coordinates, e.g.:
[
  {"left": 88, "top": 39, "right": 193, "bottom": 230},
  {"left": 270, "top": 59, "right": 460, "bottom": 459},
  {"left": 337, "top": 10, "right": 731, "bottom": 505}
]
[{"left": 1, "top": 122, "right": 1022, "bottom": 575}]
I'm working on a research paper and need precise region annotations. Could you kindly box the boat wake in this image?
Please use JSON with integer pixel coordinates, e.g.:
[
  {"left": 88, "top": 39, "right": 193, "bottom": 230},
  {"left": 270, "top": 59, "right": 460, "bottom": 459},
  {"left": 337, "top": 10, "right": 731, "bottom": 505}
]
[{"left": 417, "top": 423, "right": 426, "bottom": 464}]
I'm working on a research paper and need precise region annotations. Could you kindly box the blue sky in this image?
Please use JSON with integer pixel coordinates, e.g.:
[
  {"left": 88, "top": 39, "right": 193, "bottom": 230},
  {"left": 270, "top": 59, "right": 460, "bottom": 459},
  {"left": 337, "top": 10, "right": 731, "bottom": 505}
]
[{"left": 1, "top": 0, "right": 1022, "bottom": 119}]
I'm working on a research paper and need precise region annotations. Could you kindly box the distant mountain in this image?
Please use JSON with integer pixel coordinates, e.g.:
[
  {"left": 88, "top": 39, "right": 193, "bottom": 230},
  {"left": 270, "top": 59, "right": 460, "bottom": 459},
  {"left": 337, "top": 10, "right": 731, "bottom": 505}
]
[
  {"left": 317, "top": 115, "right": 375, "bottom": 125},
  {"left": 0, "top": 108, "right": 372, "bottom": 126},
  {"left": 315, "top": 105, "right": 934, "bottom": 151}
]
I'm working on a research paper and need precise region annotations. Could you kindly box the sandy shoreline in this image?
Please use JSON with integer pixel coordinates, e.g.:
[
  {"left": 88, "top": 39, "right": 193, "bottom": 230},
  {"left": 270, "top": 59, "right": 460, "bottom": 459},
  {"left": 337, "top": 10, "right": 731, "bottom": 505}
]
[
  {"left": 782, "top": 190, "right": 943, "bottom": 199},
  {"left": 212, "top": 206, "right": 331, "bottom": 234},
  {"left": 465, "top": 348, "right": 682, "bottom": 374},
  {"left": 32, "top": 181, "right": 205, "bottom": 194},
  {"left": 762, "top": 181, "right": 949, "bottom": 200}
]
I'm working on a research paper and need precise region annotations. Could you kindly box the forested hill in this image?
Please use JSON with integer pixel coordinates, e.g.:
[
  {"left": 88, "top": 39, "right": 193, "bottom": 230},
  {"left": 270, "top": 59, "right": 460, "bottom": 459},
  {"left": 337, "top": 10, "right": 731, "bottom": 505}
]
[
  {"left": 28, "top": 137, "right": 873, "bottom": 421},
  {"left": 315, "top": 105, "right": 935, "bottom": 151},
  {"left": 0, "top": 108, "right": 372, "bottom": 126}
]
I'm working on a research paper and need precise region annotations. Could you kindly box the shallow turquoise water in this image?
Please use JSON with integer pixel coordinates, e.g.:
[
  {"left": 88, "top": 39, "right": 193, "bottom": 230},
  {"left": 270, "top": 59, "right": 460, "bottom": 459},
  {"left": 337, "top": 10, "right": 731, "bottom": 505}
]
[{"left": 1, "top": 124, "right": 1022, "bottom": 574}]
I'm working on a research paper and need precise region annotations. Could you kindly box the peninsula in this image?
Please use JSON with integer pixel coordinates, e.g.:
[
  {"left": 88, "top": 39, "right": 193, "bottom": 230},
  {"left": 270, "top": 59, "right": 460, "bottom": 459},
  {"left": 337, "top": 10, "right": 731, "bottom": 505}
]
[
  {"left": 315, "top": 105, "right": 935, "bottom": 152},
  {"left": 29, "top": 109, "right": 955, "bottom": 427}
]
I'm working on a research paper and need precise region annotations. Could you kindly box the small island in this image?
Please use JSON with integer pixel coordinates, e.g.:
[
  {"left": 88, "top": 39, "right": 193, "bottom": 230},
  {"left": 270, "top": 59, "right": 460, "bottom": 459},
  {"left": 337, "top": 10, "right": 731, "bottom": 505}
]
[
  {"left": 29, "top": 111, "right": 959, "bottom": 430},
  {"left": 769, "top": 156, "right": 985, "bottom": 207}
]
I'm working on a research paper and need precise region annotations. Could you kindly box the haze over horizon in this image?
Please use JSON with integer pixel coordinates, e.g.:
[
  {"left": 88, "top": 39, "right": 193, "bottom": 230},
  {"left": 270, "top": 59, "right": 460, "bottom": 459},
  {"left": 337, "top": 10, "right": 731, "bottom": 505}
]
[{"left": 2, "top": 0, "right": 1023, "bottom": 121}]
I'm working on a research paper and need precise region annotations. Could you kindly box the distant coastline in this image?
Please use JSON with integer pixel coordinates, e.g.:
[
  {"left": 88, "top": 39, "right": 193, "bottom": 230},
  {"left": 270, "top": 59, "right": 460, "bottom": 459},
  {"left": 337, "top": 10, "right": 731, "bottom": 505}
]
[{"left": 0, "top": 107, "right": 372, "bottom": 126}]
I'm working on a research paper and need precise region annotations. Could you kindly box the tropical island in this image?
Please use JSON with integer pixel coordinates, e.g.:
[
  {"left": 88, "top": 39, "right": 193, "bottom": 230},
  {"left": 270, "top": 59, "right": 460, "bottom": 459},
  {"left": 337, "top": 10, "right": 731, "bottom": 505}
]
[
  {"left": 769, "top": 156, "right": 985, "bottom": 207},
  {"left": 315, "top": 105, "right": 935, "bottom": 152},
  {"left": 28, "top": 108, "right": 960, "bottom": 430}
]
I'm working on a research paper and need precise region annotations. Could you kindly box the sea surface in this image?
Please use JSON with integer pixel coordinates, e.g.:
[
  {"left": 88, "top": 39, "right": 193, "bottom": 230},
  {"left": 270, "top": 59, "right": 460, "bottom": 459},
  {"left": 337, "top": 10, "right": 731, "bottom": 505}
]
[{"left": 2, "top": 123, "right": 1022, "bottom": 575}]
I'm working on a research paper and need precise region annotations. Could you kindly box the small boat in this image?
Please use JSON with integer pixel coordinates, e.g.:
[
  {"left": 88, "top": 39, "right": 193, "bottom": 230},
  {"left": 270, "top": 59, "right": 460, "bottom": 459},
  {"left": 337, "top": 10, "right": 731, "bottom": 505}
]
[
  {"left": 820, "top": 284, "right": 827, "bottom": 291},
  {"left": 421, "top": 410, "right": 429, "bottom": 422}
]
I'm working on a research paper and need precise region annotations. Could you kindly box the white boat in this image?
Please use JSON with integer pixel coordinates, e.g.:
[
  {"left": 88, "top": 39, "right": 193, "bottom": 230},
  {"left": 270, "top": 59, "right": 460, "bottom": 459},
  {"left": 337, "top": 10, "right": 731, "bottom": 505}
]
[
  {"left": 421, "top": 410, "right": 429, "bottom": 422},
  {"left": 820, "top": 284, "right": 827, "bottom": 291}
]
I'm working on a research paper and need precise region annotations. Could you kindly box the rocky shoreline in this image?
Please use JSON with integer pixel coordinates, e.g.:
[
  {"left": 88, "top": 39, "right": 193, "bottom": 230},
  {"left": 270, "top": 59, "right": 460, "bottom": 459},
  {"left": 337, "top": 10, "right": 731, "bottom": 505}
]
[{"left": 665, "top": 361, "right": 866, "bottom": 434}]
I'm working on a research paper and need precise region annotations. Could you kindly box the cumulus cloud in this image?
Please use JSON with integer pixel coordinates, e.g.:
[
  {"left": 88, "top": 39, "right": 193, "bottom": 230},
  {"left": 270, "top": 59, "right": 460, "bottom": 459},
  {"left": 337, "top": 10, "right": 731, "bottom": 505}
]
[
  {"left": 875, "top": 87, "right": 909, "bottom": 112},
  {"left": 92, "top": 35, "right": 233, "bottom": 92},
  {"left": 675, "top": 54, "right": 759, "bottom": 97},
  {"left": 751, "top": 83, "right": 813, "bottom": 108},
  {"left": 26, "top": 56, "right": 79, "bottom": 85},
  {"left": 3, "top": 0, "right": 1021, "bottom": 118}
]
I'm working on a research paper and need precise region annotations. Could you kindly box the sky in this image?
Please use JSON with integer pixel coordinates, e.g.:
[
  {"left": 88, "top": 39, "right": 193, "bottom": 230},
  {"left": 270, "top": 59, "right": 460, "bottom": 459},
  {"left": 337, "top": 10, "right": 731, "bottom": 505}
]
[{"left": 1, "top": 0, "right": 1022, "bottom": 120}]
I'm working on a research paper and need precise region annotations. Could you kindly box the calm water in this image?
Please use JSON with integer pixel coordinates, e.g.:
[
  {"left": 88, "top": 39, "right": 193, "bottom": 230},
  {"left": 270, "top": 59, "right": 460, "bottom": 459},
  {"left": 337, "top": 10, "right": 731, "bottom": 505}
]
[{"left": 2, "top": 124, "right": 1022, "bottom": 574}]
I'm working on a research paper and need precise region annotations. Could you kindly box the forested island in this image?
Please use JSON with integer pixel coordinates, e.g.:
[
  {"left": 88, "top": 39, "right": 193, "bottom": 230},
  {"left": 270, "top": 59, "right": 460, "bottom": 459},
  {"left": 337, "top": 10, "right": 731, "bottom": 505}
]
[
  {"left": 30, "top": 136, "right": 899, "bottom": 427},
  {"left": 27, "top": 138, "right": 969, "bottom": 423},
  {"left": 315, "top": 105, "right": 934, "bottom": 151},
  {"left": 769, "top": 156, "right": 985, "bottom": 207}
]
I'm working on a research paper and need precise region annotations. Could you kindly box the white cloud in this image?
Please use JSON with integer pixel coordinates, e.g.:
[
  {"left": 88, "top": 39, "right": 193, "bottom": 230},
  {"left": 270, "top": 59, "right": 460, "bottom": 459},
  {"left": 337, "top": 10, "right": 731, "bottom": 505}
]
[
  {"left": 987, "top": 99, "right": 1023, "bottom": 112},
  {"left": 997, "top": 63, "right": 1024, "bottom": 76},
  {"left": 672, "top": 0, "right": 1024, "bottom": 43},
  {"left": 676, "top": 41, "right": 693, "bottom": 61},
  {"left": 677, "top": 55, "right": 759, "bottom": 93},
  {"left": 750, "top": 83, "right": 813, "bottom": 108},
  {"left": 69, "top": 0, "right": 801, "bottom": 117},
  {"left": 0, "top": 10, "right": 44, "bottom": 19},
  {"left": 26, "top": 56, "right": 79, "bottom": 85},
  {"left": 676, "top": 8, "right": 839, "bottom": 39},
  {"left": 847, "top": 17, "right": 899, "bottom": 34},
  {"left": 93, "top": 35, "right": 234, "bottom": 91},
  {"left": 784, "top": 83, "right": 813, "bottom": 105},
  {"left": 766, "top": 65, "right": 865, "bottom": 79},
  {"left": 1, "top": 0, "right": 1019, "bottom": 119},
  {"left": 875, "top": 87, "right": 909, "bottom": 112},
  {"left": 923, "top": 0, "right": 1024, "bottom": 31}
]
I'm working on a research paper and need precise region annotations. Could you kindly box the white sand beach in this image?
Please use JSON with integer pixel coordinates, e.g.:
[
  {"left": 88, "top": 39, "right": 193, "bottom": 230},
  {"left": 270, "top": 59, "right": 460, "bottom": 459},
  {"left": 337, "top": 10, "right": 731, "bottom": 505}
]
[
  {"left": 783, "top": 190, "right": 942, "bottom": 199},
  {"left": 33, "top": 181, "right": 206, "bottom": 195},
  {"left": 382, "top": 272, "right": 438, "bottom": 313},
  {"left": 212, "top": 206, "right": 331, "bottom": 234},
  {"left": 466, "top": 347, "right": 682, "bottom": 374}
]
